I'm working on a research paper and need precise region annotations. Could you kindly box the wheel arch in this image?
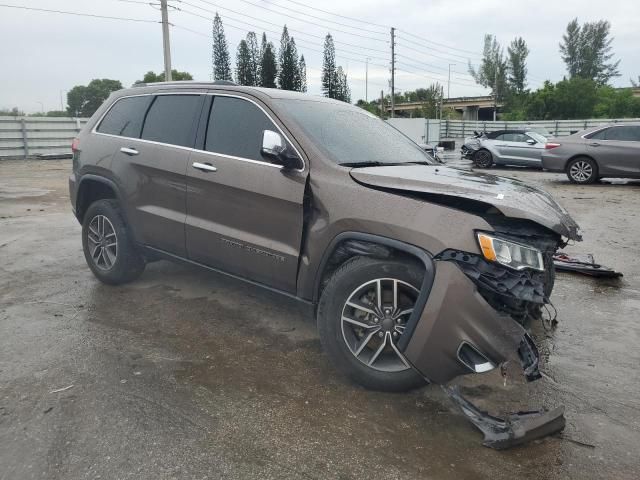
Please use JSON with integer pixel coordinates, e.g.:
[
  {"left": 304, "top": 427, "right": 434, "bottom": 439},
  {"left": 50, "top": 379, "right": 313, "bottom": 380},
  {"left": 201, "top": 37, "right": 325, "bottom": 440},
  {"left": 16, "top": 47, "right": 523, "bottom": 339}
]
[
  {"left": 313, "top": 232, "right": 436, "bottom": 351},
  {"left": 76, "top": 175, "right": 122, "bottom": 223}
]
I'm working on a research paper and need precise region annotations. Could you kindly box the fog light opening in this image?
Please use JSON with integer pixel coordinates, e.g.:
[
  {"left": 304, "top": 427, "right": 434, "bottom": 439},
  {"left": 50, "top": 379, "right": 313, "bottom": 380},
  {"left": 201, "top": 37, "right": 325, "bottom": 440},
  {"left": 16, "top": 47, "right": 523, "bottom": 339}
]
[{"left": 457, "top": 342, "right": 496, "bottom": 373}]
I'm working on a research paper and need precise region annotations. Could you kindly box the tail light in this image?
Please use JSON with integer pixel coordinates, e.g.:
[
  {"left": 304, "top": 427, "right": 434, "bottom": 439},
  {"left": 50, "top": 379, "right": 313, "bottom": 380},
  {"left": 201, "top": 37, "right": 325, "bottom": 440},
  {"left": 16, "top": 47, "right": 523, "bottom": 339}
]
[
  {"left": 71, "top": 138, "right": 80, "bottom": 153},
  {"left": 545, "top": 142, "right": 561, "bottom": 150}
]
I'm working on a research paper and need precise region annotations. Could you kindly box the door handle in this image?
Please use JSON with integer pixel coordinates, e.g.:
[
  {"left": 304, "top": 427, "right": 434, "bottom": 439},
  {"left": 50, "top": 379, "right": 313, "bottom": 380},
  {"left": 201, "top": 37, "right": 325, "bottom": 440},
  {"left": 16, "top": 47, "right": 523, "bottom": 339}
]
[
  {"left": 192, "top": 162, "right": 217, "bottom": 172},
  {"left": 120, "top": 147, "right": 139, "bottom": 156},
  {"left": 589, "top": 142, "right": 600, "bottom": 147}
]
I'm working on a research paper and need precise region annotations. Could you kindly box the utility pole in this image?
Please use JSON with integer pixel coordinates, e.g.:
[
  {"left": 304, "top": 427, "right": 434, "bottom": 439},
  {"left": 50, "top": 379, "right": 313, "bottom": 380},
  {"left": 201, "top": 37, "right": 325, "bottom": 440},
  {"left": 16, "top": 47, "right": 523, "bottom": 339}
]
[
  {"left": 439, "top": 85, "right": 444, "bottom": 120},
  {"left": 160, "top": 0, "right": 172, "bottom": 82},
  {"left": 390, "top": 27, "right": 395, "bottom": 118},
  {"left": 365, "top": 58, "right": 370, "bottom": 103},
  {"left": 447, "top": 63, "right": 455, "bottom": 100},
  {"left": 493, "top": 68, "right": 498, "bottom": 121},
  {"left": 380, "top": 90, "right": 384, "bottom": 118}
]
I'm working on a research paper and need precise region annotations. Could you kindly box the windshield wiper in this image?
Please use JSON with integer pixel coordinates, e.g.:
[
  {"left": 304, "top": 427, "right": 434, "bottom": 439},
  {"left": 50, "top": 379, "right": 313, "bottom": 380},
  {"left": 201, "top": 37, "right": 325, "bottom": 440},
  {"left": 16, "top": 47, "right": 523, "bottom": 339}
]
[
  {"left": 340, "top": 161, "right": 390, "bottom": 168},
  {"left": 341, "top": 161, "right": 432, "bottom": 168}
]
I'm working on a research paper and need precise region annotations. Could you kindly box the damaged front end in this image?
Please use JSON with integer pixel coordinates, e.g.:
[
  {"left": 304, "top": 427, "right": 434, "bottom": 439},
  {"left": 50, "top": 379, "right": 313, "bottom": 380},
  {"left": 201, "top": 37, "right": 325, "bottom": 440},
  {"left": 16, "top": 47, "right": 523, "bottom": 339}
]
[{"left": 400, "top": 224, "right": 568, "bottom": 449}]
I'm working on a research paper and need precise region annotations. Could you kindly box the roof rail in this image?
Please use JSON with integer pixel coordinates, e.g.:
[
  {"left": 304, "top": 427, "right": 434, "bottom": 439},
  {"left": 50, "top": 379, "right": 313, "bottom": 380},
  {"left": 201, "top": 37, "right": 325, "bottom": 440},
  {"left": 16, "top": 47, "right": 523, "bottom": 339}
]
[{"left": 131, "top": 80, "right": 238, "bottom": 88}]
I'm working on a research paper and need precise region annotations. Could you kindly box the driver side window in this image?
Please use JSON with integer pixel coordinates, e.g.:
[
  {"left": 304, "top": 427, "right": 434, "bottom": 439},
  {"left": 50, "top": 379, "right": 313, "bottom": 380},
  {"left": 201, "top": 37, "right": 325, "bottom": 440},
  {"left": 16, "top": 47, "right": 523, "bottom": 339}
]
[{"left": 205, "top": 96, "right": 279, "bottom": 162}]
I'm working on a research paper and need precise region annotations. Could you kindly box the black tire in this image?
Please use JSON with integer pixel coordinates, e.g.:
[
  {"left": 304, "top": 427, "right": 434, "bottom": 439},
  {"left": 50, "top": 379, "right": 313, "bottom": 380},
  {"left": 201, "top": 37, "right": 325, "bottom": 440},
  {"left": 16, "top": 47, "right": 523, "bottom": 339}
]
[
  {"left": 473, "top": 149, "right": 493, "bottom": 168},
  {"left": 317, "top": 256, "right": 427, "bottom": 392},
  {"left": 82, "top": 199, "right": 145, "bottom": 285},
  {"left": 566, "top": 156, "right": 598, "bottom": 184}
]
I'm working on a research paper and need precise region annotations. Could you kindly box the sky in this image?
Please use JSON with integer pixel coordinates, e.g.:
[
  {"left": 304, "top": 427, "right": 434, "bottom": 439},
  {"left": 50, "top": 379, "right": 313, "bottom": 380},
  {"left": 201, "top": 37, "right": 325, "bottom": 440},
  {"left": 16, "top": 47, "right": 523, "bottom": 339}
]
[{"left": 1, "top": 0, "right": 639, "bottom": 113}]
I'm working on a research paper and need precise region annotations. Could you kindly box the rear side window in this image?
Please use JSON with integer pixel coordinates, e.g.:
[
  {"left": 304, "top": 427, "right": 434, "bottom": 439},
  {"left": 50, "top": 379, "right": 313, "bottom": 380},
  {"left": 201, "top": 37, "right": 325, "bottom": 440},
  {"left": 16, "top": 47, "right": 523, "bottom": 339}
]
[
  {"left": 205, "top": 96, "right": 277, "bottom": 161},
  {"left": 141, "top": 95, "right": 203, "bottom": 147},
  {"left": 605, "top": 126, "right": 640, "bottom": 141},
  {"left": 97, "top": 96, "right": 153, "bottom": 137}
]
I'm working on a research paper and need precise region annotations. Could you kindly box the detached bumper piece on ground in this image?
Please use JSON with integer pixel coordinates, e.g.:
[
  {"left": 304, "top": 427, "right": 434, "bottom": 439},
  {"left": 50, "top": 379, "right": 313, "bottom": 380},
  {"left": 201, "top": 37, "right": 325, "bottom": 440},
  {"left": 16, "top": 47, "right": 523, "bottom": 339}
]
[
  {"left": 444, "top": 386, "right": 566, "bottom": 450},
  {"left": 553, "top": 252, "right": 623, "bottom": 278}
]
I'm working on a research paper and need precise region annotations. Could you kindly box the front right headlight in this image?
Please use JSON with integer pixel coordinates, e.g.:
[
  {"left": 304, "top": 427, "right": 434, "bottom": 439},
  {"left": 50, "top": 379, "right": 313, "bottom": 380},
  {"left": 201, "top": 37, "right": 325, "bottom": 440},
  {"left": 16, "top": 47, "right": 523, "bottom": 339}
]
[{"left": 476, "top": 232, "right": 544, "bottom": 271}]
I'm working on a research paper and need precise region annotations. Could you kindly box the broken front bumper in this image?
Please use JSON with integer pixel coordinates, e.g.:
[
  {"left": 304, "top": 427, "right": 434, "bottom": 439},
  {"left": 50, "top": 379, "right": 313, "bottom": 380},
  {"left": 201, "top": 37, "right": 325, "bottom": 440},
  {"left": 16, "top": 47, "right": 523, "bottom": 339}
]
[
  {"left": 401, "top": 260, "right": 536, "bottom": 383},
  {"left": 399, "top": 259, "right": 565, "bottom": 448}
]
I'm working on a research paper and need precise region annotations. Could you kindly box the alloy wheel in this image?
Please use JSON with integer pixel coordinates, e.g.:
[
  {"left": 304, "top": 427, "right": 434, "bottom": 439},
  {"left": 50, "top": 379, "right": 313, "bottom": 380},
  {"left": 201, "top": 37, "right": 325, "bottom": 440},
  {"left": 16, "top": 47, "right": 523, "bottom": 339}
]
[
  {"left": 475, "top": 150, "right": 492, "bottom": 168},
  {"left": 569, "top": 160, "right": 593, "bottom": 183},
  {"left": 341, "top": 278, "right": 418, "bottom": 373},
  {"left": 87, "top": 214, "right": 118, "bottom": 270}
]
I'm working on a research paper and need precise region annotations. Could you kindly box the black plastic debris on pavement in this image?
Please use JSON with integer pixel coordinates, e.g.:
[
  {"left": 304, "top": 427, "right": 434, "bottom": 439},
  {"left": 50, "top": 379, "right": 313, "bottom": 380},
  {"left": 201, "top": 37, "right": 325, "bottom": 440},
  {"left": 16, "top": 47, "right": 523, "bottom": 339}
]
[{"left": 553, "top": 252, "right": 623, "bottom": 278}]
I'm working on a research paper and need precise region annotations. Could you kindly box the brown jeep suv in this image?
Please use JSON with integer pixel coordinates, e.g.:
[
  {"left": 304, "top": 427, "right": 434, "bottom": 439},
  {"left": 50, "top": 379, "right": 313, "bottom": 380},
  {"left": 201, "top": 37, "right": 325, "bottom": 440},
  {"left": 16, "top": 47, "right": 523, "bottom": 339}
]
[{"left": 70, "top": 82, "right": 580, "bottom": 447}]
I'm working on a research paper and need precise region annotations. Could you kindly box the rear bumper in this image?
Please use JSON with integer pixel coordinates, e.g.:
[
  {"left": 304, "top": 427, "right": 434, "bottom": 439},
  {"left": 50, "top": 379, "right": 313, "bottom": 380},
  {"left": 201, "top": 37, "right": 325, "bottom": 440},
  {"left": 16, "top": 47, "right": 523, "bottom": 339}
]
[
  {"left": 403, "top": 260, "right": 537, "bottom": 384},
  {"left": 541, "top": 152, "right": 566, "bottom": 172},
  {"left": 68, "top": 173, "right": 78, "bottom": 219}
]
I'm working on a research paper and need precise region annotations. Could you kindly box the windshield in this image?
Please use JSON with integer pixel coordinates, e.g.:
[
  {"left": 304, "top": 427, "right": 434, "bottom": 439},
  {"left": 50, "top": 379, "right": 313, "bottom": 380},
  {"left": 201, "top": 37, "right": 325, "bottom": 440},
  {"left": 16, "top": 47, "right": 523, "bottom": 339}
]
[{"left": 275, "top": 99, "right": 434, "bottom": 165}]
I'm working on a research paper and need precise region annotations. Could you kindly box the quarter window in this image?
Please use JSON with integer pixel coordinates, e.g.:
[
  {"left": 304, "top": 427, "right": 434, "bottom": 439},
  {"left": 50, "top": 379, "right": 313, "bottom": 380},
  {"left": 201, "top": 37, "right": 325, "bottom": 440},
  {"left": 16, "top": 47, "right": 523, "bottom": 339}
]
[
  {"left": 205, "top": 96, "right": 278, "bottom": 162},
  {"left": 588, "top": 128, "right": 609, "bottom": 140},
  {"left": 141, "top": 95, "right": 202, "bottom": 147},
  {"left": 97, "top": 96, "right": 152, "bottom": 137}
]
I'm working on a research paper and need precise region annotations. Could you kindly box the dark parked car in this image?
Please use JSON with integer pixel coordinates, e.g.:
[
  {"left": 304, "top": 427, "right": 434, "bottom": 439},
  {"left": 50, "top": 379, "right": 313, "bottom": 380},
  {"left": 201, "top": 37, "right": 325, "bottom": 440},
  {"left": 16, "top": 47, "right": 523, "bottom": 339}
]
[
  {"left": 542, "top": 124, "right": 640, "bottom": 183},
  {"left": 69, "top": 82, "right": 581, "bottom": 446}
]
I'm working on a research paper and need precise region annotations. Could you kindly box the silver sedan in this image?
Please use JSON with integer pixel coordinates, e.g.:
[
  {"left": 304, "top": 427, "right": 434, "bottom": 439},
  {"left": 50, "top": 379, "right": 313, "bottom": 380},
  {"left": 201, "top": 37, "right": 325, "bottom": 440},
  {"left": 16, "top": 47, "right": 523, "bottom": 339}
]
[
  {"left": 473, "top": 130, "right": 547, "bottom": 168},
  {"left": 542, "top": 124, "right": 640, "bottom": 184}
]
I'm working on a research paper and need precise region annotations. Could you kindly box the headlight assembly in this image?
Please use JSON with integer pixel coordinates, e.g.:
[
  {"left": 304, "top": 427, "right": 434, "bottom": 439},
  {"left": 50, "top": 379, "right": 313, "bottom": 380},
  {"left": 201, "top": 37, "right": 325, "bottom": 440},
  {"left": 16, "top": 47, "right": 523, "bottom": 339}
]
[{"left": 476, "top": 233, "right": 544, "bottom": 271}]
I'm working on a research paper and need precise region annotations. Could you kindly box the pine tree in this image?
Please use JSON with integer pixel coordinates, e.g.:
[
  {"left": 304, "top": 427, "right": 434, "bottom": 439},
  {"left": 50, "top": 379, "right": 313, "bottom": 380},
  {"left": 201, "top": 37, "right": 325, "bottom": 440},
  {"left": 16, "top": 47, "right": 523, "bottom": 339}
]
[
  {"left": 246, "top": 31, "right": 260, "bottom": 86},
  {"left": 236, "top": 40, "right": 253, "bottom": 86},
  {"left": 278, "top": 26, "right": 299, "bottom": 90},
  {"left": 507, "top": 37, "right": 529, "bottom": 94},
  {"left": 322, "top": 34, "right": 337, "bottom": 98},
  {"left": 335, "top": 66, "right": 351, "bottom": 103},
  {"left": 211, "top": 13, "right": 232, "bottom": 81},
  {"left": 260, "top": 39, "right": 278, "bottom": 88},
  {"left": 298, "top": 55, "right": 307, "bottom": 93}
]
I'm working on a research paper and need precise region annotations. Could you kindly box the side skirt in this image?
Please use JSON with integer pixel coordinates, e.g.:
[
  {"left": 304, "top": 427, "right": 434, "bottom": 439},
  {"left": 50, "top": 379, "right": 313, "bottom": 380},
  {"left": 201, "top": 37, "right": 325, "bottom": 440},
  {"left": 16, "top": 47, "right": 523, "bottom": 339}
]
[{"left": 141, "top": 245, "right": 314, "bottom": 306}]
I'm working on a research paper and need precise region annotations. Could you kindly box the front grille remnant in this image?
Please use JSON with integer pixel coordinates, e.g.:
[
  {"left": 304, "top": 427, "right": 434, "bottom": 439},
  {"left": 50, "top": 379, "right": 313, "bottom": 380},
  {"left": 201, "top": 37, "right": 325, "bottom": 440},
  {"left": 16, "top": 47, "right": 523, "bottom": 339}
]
[{"left": 437, "top": 249, "right": 552, "bottom": 326}]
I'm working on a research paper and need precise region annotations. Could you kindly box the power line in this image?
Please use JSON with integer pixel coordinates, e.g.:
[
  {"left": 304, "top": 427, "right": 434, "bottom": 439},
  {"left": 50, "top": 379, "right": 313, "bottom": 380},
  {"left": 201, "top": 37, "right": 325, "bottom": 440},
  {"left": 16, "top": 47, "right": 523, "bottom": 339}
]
[
  {"left": 239, "top": 0, "right": 388, "bottom": 36},
  {"left": 172, "top": 21, "right": 388, "bottom": 70},
  {"left": 176, "top": 6, "right": 389, "bottom": 63},
  {"left": 194, "top": 0, "right": 388, "bottom": 43},
  {"left": 271, "top": 0, "right": 389, "bottom": 29},
  {"left": 398, "top": 29, "right": 483, "bottom": 57},
  {"left": 396, "top": 36, "right": 478, "bottom": 63},
  {"left": 0, "top": 3, "right": 159, "bottom": 22},
  {"left": 396, "top": 41, "right": 479, "bottom": 67},
  {"left": 178, "top": 1, "right": 388, "bottom": 55},
  {"left": 396, "top": 53, "right": 475, "bottom": 78},
  {"left": 395, "top": 65, "right": 485, "bottom": 89}
]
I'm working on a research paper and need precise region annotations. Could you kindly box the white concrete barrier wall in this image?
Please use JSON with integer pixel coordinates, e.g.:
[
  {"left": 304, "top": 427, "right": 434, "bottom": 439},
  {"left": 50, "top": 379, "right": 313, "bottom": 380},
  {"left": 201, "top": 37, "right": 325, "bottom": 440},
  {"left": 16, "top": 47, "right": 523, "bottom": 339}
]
[{"left": 0, "top": 116, "right": 89, "bottom": 158}]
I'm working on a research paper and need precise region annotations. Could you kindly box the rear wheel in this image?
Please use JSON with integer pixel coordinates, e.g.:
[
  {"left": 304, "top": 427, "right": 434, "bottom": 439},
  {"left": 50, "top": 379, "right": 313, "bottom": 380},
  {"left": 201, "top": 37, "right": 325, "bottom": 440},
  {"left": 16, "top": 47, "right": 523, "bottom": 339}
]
[
  {"left": 566, "top": 157, "right": 598, "bottom": 184},
  {"left": 317, "top": 257, "right": 427, "bottom": 392},
  {"left": 473, "top": 149, "right": 493, "bottom": 168},
  {"left": 82, "top": 199, "right": 145, "bottom": 285}
]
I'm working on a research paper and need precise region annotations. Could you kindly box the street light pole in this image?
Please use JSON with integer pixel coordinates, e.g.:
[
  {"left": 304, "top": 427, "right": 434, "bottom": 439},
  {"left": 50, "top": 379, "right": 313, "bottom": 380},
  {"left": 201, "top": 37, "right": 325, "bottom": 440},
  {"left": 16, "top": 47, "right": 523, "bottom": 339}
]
[
  {"left": 160, "top": 0, "right": 172, "bottom": 82},
  {"left": 365, "top": 57, "right": 370, "bottom": 103},
  {"left": 447, "top": 63, "right": 456, "bottom": 100}
]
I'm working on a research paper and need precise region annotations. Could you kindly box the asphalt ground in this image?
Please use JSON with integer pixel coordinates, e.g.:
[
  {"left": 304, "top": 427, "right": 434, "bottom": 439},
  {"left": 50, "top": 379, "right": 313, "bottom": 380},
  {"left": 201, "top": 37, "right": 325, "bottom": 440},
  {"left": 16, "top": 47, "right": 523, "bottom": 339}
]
[{"left": 1, "top": 158, "right": 639, "bottom": 479}]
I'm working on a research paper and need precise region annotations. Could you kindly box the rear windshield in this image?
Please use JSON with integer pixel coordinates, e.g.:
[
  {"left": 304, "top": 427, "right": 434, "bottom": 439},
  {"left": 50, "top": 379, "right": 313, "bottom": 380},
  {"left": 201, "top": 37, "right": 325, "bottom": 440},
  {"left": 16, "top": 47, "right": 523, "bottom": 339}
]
[{"left": 274, "top": 99, "right": 434, "bottom": 165}]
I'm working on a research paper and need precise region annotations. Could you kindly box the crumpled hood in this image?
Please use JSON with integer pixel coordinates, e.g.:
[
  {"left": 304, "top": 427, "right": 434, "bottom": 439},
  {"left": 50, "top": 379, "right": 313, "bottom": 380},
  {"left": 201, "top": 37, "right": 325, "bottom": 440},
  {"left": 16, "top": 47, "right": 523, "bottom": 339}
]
[{"left": 350, "top": 165, "right": 582, "bottom": 241}]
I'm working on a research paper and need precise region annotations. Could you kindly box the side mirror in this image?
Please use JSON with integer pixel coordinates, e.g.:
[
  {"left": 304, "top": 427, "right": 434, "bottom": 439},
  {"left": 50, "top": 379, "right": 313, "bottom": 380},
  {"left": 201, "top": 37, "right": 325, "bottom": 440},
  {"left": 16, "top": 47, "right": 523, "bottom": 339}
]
[
  {"left": 261, "top": 130, "right": 303, "bottom": 170},
  {"left": 526, "top": 138, "right": 536, "bottom": 145}
]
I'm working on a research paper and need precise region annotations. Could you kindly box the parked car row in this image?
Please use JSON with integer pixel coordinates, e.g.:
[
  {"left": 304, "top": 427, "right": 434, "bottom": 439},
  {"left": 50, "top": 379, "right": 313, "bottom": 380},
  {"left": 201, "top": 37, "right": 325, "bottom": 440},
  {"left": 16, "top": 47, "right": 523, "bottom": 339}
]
[{"left": 461, "top": 124, "right": 640, "bottom": 183}]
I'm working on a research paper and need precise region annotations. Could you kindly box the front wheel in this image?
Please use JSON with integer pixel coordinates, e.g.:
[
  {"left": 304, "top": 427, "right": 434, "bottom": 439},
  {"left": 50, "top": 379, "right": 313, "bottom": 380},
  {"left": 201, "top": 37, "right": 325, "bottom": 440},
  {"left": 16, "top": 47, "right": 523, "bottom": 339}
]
[
  {"left": 317, "top": 257, "right": 427, "bottom": 392},
  {"left": 473, "top": 149, "right": 493, "bottom": 168},
  {"left": 566, "top": 157, "right": 598, "bottom": 184}
]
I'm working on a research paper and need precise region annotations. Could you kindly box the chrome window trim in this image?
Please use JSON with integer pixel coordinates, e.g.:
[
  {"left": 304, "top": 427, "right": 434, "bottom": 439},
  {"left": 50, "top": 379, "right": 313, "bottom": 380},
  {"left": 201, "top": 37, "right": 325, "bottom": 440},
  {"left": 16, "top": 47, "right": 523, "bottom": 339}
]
[{"left": 91, "top": 91, "right": 306, "bottom": 172}]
